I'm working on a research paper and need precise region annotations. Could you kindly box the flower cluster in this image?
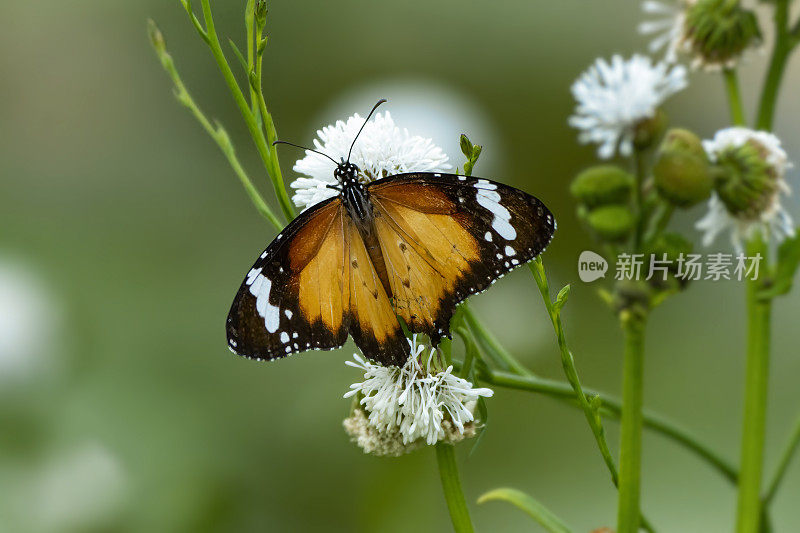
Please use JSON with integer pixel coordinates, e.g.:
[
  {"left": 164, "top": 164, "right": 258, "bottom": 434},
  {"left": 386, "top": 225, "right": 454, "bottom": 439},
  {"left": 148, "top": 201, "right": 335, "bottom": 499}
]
[
  {"left": 343, "top": 336, "right": 493, "bottom": 454},
  {"left": 290, "top": 111, "right": 451, "bottom": 210},
  {"left": 569, "top": 54, "right": 687, "bottom": 159}
]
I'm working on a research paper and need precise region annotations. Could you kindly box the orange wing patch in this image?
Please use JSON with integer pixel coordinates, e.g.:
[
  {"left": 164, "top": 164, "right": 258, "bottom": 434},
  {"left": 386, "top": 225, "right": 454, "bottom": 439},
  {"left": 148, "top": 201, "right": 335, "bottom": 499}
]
[
  {"left": 346, "top": 218, "right": 408, "bottom": 364},
  {"left": 371, "top": 186, "right": 481, "bottom": 339},
  {"left": 293, "top": 205, "right": 350, "bottom": 336}
]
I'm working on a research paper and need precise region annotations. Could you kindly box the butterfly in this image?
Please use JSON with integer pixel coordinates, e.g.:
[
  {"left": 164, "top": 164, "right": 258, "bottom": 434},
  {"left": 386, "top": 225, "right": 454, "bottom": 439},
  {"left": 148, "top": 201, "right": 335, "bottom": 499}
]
[{"left": 226, "top": 102, "right": 556, "bottom": 367}]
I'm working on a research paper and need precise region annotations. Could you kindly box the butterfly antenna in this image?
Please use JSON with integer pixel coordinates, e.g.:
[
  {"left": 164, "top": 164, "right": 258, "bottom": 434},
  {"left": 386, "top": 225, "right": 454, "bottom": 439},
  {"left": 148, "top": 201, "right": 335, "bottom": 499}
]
[
  {"left": 273, "top": 140, "right": 339, "bottom": 165},
  {"left": 346, "top": 98, "right": 387, "bottom": 163}
]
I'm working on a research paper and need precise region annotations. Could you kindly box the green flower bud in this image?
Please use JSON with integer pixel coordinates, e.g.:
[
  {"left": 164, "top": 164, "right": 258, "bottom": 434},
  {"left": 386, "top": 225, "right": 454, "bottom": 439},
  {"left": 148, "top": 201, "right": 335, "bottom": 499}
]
[
  {"left": 633, "top": 109, "right": 667, "bottom": 151},
  {"left": 459, "top": 134, "right": 473, "bottom": 157},
  {"left": 571, "top": 166, "right": 634, "bottom": 208},
  {"left": 147, "top": 19, "right": 166, "bottom": 54},
  {"left": 613, "top": 279, "right": 652, "bottom": 315},
  {"left": 255, "top": 0, "right": 268, "bottom": 26},
  {"left": 684, "top": 0, "right": 761, "bottom": 69},
  {"left": 644, "top": 232, "right": 694, "bottom": 289},
  {"left": 586, "top": 205, "right": 634, "bottom": 242},
  {"left": 653, "top": 129, "right": 712, "bottom": 207},
  {"left": 645, "top": 232, "right": 693, "bottom": 264},
  {"left": 715, "top": 139, "right": 781, "bottom": 219}
]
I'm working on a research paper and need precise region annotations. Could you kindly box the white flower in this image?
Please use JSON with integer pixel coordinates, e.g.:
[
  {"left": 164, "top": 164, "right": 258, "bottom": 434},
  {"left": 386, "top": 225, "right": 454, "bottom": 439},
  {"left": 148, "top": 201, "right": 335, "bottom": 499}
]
[
  {"left": 569, "top": 55, "right": 688, "bottom": 159},
  {"left": 343, "top": 336, "right": 493, "bottom": 447},
  {"left": 639, "top": 1, "right": 692, "bottom": 63},
  {"left": 290, "top": 111, "right": 451, "bottom": 210},
  {"left": 696, "top": 128, "right": 794, "bottom": 251}
]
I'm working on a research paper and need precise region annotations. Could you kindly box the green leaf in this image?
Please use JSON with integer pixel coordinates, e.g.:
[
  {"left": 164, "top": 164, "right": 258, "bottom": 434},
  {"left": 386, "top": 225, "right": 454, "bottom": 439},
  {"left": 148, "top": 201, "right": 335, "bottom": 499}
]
[
  {"left": 760, "top": 233, "right": 800, "bottom": 299},
  {"left": 554, "top": 284, "right": 571, "bottom": 313},
  {"left": 468, "top": 394, "right": 489, "bottom": 459},
  {"left": 477, "top": 488, "right": 572, "bottom": 533},
  {"left": 228, "top": 39, "right": 249, "bottom": 74}
]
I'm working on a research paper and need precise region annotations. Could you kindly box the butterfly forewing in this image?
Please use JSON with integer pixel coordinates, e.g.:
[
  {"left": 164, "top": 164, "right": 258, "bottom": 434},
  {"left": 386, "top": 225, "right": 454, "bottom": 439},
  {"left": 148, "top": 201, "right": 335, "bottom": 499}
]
[
  {"left": 226, "top": 197, "right": 351, "bottom": 360},
  {"left": 368, "top": 173, "right": 556, "bottom": 344}
]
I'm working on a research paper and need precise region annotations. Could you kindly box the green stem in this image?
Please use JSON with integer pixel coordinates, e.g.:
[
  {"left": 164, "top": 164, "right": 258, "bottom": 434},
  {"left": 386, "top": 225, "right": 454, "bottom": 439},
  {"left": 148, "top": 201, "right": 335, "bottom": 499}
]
[
  {"left": 198, "top": 0, "right": 295, "bottom": 223},
  {"left": 736, "top": 237, "right": 771, "bottom": 533},
  {"left": 723, "top": 69, "right": 747, "bottom": 126},
  {"left": 435, "top": 443, "right": 475, "bottom": 533},
  {"left": 633, "top": 150, "right": 646, "bottom": 250},
  {"left": 617, "top": 311, "right": 647, "bottom": 533},
  {"left": 530, "top": 262, "right": 619, "bottom": 484},
  {"left": 762, "top": 414, "right": 800, "bottom": 506},
  {"left": 530, "top": 260, "right": 655, "bottom": 532},
  {"left": 756, "top": 0, "right": 795, "bottom": 130},
  {"left": 481, "top": 370, "right": 739, "bottom": 484},
  {"left": 148, "top": 20, "right": 282, "bottom": 230}
]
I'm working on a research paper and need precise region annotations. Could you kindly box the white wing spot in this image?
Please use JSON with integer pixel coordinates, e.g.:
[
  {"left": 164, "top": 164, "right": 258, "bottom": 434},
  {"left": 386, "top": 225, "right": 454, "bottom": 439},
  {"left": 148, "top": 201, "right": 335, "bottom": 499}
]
[
  {"left": 504, "top": 245, "right": 516, "bottom": 257},
  {"left": 280, "top": 332, "right": 290, "bottom": 344},
  {"left": 246, "top": 267, "right": 262, "bottom": 286},
  {"left": 476, "top": 189, "right": 516, "bottom": 240},
  {"left": 285, "top": 309, "right": 293, "bottom": 319},
  {"left": 249, "top": 274, "right": 281, "bottom": 333},
  {"left": 260, "top": 251, "right": 267, "bottom": 259},
  {"left": 475, "top": 180, "right": 497, "bottom": 191},
  {"left": 292, "top": 332, "right": 298, "bottom": 339},
  {"left": 458, "top": 175, "right": 466, "bottom": 181},
  {"left": 484, "top": 232, "right": 492, "bottom": 242}
]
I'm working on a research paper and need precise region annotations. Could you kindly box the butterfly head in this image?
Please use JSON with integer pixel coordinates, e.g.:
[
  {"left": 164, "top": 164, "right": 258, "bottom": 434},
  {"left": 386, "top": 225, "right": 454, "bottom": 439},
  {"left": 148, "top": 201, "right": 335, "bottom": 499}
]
[{"left": 334, "top": 160, "right": 360, "bottom": 187}]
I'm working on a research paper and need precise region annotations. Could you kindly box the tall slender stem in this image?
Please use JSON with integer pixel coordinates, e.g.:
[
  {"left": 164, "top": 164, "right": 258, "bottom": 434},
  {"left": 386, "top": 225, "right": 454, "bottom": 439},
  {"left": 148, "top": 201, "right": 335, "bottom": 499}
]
[
  {"left": 633, "top": 150, "right": 646, "bottom": 250},
  {"left": 148, "top": 20, "right": 282, "bottom": 230},
  {"left": 617, "top": 311, "right": 647, "bottom": 533},
  {"left": 736, "top": 236, "right": 771, "bottom": 533},
  {"left": 723, "top": 68, "right": 747, "bottom": 126},
  {"left": 756, "top": 0, "right": 795, "bottom": 130},
  {"left": 198, "top": 0, "right": 295, "bottom": 222},
  {"left": 435, "top": 443, "right": 475, "bottom": 533}
]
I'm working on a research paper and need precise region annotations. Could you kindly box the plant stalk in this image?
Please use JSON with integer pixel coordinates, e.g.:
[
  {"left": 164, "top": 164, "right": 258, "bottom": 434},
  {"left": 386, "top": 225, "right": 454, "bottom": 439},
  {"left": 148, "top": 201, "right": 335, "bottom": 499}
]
[
  {"left": 736, "top": 237, "right": 771, "bottom": 533},
  {"left": 617, "top": 311, "right": 647, "bottom": 533},
  {"left": 436, "top": 443, "right": 475, "bottom": 533},
  {"left": 723, "top": 68, "right": 746, "bottom": 127},
  {"left": 756, "top": 0, "right": 796, "bottom": 130}
]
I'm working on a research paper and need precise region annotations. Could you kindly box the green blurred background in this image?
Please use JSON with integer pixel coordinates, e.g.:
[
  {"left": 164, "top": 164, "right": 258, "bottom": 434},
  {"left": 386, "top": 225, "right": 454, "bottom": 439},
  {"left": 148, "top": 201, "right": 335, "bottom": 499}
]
[{"left": 1, "top": 1, "right": 799, "bottom": 531}]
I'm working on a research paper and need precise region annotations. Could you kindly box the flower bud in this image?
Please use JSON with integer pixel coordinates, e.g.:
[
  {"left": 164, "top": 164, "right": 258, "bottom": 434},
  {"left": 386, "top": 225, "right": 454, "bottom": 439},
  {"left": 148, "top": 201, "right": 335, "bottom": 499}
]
[
  {"left": 653, "top": 129, "right": 712, "bottom": 207},
  {"left": 684, "top": 0, "right": 761, "bottom": 69},
  {"left": 714, "top": 139, "right": 781, "bottom": 219},
  {"left": 147, "top": 19, "right": 166, "bottom": 54},
  {"left": 586, "top": 205, "right": 634, "bottom": 242},
  {"left": 613, "top": 279, "right": 652, "bottom": 315},
  {"left": 571, "top": 166, "right": 634, "bottom": 209},
  {"left": 255, "top": 0, "right": 268, "bottom": 26},
  {"left": 633, "top": 109, "right": 667, "bottom": 151}
]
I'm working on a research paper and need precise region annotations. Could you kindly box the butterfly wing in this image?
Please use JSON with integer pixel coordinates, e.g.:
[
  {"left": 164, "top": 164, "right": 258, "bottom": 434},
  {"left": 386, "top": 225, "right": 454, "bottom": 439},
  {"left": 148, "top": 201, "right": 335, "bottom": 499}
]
[
  {"left": 345, "top": 219, "right": 409, "bottom": 366},
  {"left": 368, "top": 172, "right": 556, "bottom": 344},
  {"left": 226, "top": 197, "right": 352, "bottom": 360}
]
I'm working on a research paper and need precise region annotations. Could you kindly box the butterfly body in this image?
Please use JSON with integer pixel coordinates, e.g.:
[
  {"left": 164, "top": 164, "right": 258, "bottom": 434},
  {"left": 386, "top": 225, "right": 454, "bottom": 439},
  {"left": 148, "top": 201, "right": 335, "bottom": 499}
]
[{"left": 226, "top": 165, "right": 556, "bottom": 367}]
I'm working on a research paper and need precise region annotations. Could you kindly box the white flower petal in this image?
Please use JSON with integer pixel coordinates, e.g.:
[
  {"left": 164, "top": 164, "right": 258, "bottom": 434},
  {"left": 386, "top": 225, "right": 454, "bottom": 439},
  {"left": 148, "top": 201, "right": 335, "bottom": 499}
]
[
  {"left": 569, "top": 54, "right": 687, "bottom": 159},
  {"left": 344, "top": 335, "right": 492, "bottom": 447},
  {"left": 290, "top": 111, "right": 451, "bottom": 210}
]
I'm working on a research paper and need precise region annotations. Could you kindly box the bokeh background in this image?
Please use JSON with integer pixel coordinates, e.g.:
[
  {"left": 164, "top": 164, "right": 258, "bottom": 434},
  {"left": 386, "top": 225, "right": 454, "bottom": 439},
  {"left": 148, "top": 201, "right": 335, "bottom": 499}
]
[{"left": 1, "top": 1, "right": 799, "bottom": 531}]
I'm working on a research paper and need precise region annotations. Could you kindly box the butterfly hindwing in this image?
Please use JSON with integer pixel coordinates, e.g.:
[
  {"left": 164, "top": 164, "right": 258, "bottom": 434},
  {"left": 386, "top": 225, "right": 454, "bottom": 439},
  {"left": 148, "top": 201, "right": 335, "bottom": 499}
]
[
  {"left": 226, "top": 197, "right": 351, "bottom": 360},
  {"left": 368, "top": 172, "right": 556, "bottom": 344}
]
